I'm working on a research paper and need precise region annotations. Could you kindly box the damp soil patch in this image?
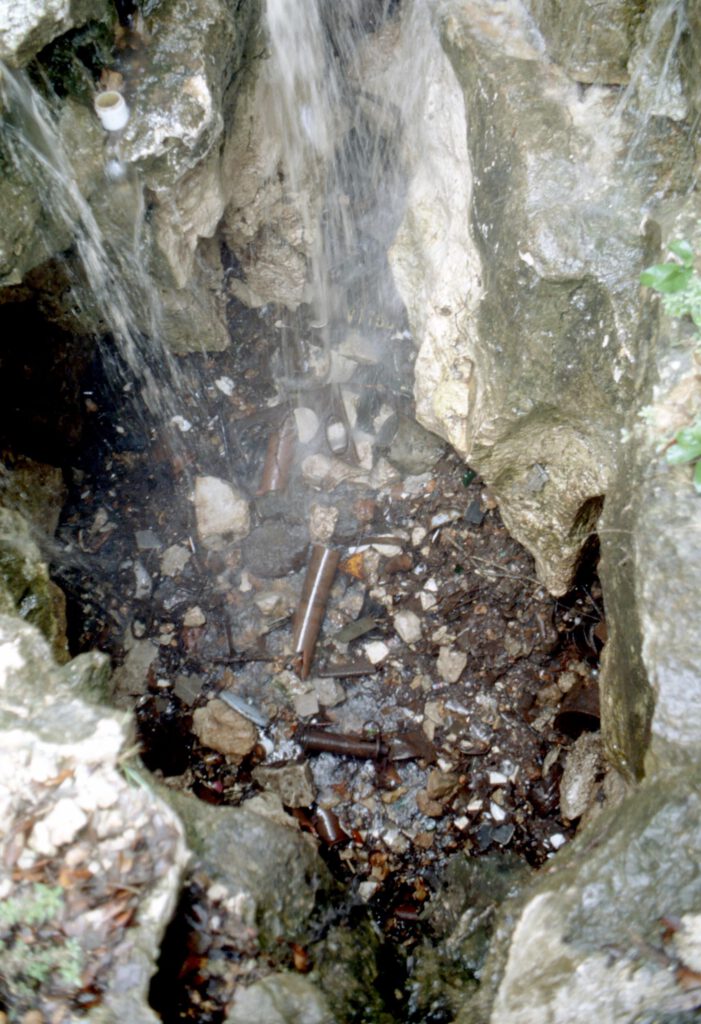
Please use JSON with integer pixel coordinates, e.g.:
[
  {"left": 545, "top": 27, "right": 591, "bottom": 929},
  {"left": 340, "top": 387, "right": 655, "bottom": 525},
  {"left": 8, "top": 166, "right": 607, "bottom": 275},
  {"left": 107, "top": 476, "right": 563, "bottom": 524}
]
[{"left": 48, "top": 300, "right": 606, "bottom": 1021}]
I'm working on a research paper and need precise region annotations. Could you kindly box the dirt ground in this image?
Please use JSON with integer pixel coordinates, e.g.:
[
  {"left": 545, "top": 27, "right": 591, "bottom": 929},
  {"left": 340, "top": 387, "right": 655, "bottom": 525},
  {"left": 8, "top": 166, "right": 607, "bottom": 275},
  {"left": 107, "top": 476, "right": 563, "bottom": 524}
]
[{"left": 51, "top": 293, "right": 604, "bottom": 1021}]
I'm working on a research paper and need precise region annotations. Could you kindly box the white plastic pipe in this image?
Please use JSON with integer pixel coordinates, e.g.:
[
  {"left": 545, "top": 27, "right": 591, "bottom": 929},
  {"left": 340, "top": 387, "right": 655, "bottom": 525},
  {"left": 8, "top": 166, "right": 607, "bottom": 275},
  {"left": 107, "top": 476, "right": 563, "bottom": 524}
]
[{"left": 94, "top": 91, "right": 130, "bottom": 131}]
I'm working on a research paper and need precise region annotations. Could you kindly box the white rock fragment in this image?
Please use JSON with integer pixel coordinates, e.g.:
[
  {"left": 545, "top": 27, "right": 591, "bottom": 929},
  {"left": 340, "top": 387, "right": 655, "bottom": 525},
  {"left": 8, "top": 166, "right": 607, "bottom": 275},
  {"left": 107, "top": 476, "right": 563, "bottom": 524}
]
[
  {"left": 490, "top": 801, "right": 508, "bottom": 822},
  {"left": 183, "top": 606, "right": 206, "bottom": 628},
  {"left": 309, "top": 503, "right": 338, "bottom": 544},
  {"left": 170, "top": 415, "right": 193, "bottom": 433},
  {"left": 194, "top": 476, "right": 250, "bottom": 549},
  {"left": 313, "top": 677, "right": 346, "bottom": 707},
  {"left": 412, "top": 526, "right": 427, "bottom": 547},
  {"left": 548, "top": 832, "right": 567, "bottom": 850},
  {"left": 161, "top": 543, "right": 192, "bottom": 577},
  {"left": 133, "top": 560, "right": 152, "bottom": 599},
  {"left": 358, "top": 880, "right": 380, "bottom": 901},
  {"left": 30, "top": 799, "right": 88, "bottom": 855},
  {"left": 420, "top": 591, "right": 437, "bottom": 611},
  {"left": 365, "top": 639, "right": 390, "bottom": 665},
  {"left": 293, "top": 691, "right": 320, "bottom": 718},
  {"left": 393, "top": 609, "right": 422, "bottom": 644},
  {"left": 214, "top": 376, "right": 235, "bottom": 395},
  {"left": 294, "top": 406, "right": 320, "bottom": 444},
  {"left": 437, "top": 646, "right": 467, "bottom": 683},
  {"left": 192, "top": 699, "right": 258, "bottom": 761},
  {"left": 488, "top": 771, "right": 509, "bottom": 786}
]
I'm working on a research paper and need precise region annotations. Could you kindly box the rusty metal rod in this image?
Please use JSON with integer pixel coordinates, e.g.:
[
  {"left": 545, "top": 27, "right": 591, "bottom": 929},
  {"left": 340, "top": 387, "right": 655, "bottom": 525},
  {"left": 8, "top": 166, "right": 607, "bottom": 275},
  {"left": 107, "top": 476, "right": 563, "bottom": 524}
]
[
  {"left": 255, "top": 413, "right": 296, "bottom": 495},
  {"left": 297, "top": 725, "right": 388, "bottom": 760},
  {"left": 292, "top": 544, "right": 340, "bottom": 679}
]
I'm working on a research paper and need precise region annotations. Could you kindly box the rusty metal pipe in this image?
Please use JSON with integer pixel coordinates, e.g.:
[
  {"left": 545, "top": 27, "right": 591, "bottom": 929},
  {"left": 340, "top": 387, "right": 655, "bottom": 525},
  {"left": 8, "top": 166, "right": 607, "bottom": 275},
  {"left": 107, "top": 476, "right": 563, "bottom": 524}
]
[
  {"left": 292, "top": 544, "right": 340, "bottom": 679},
  {"left": 297, "top": 725, "right": 387, "bottom": 759}
]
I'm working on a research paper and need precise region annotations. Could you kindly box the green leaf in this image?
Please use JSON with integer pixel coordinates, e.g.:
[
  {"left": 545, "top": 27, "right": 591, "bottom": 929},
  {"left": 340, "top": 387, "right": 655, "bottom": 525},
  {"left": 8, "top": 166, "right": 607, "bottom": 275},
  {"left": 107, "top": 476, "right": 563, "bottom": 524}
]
[
  {"left": 694, "top": 460, "right": 701, "bottom": 494},
  {"left": 667, "top": 439, "right": 701, "bottom": 465},
  {"left": 668, "top": 239, "right": 694, "bottom": 266},
  {"left": 640, "top": 263, "right": 692, "bottom": 294}
]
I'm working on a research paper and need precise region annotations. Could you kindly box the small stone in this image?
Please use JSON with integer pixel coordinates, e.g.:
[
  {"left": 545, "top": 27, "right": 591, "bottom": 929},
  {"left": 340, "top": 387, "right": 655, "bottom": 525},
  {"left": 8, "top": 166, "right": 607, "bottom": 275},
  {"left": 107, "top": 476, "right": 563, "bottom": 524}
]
[
  {"left": 425, "top": 769, "right": 458, "bottom": 801},
  {"left": 194, "top": 476, "right": 250, "bottom": 550},
  {"left": 294, "top": 406, "right": 320, "bottom": 443},
  {"left": 173, "top": 674, "right": 202, "bottom": 704},
  {"left": 161, "top": 544, "right": 192, "bottom": 576},
  {"left": 358, "top": 880, "right": 380, "bottom": 901},
  {"left": 393, "top": 609, "right": 422, "bottom": 644},
  {"left": 183, "top": 606, "right": 206, "bottom": 628},
  {"left": 252, "top": 762, "right": 316, "bottom": 807},
  {"left": 30, "top": 799, "right": 88, "bottom": 855},
  {"left": 488, "top": 771, "right": 508, "bottom": 786},
  {"left": 437, "top": 646, "right": 467, "bottom": 683},
  {"left": 192, "top": 699, "right": 258, "bottom": 761},
  {"left": 364, "top": 640, "right": 390, "bottom": 665},
  {"left": 420, "top": 591, "right": 437, "bottom": 611},
  {"left": 309, "top": 503, "right": 339, "bottom": 544},
  {"left": 489, "top": 801, "right": 508, "bottom": 822},
  {"left": 293, "top": 691, "right": 320, "bottom": 718},
  {"left": 313, "top": 677, "right": 346, "bottom": 707},
  {"left": 412, "top": 526, "right": 428, "bottom": 546},
  {"left": 548, "top": 832, "right": 567, "bottom": 850},
  {"left": 134, "top": 529, "right": 162, "bottom": 550},
  {"left": 214, "top": 376, "right": 235, "bottom": 395},
  {"left": 133, "top": 560, "right": 152, "bottom": 600},
  {"left": 559, "top": 732, "right": 604, "bottom": 821},
  {"left": 416, "top": 790, "right": 445, "bottom": 817}
]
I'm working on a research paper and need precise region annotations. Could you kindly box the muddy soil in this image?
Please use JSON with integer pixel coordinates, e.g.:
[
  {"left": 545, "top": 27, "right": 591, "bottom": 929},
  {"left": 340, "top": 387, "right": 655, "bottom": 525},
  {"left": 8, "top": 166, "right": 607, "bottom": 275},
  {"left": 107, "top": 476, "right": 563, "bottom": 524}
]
[{"left": 51, "top": 293, "right": 604, "bottom": 1021}]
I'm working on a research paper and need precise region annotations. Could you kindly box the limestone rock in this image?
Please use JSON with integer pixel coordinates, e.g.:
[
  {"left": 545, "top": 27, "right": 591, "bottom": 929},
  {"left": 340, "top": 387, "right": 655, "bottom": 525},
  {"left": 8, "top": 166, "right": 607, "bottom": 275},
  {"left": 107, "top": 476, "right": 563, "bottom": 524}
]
[
  {"left": 0, "top": 615, "right": 188, "bottom": 1024},
  {"left": 194, "top": 475, "right": 250, "bottom": 549},
  {"left": 524, "top": 0, "right": 637, "bottom": 84},
  {"left": 252, "top": 762, "right": 316, "bottom": 808},
  {"left": 192, "top": 698, "right": 258, "bottom": 760},
  {"left": 226, "top": 973, "right": 334, "bottom": 1024},
  {"left": 467, "top": 771, "right": 701, "bottom": 1024},
  {"left": 0, "top": 0, "right": 110, "bottom": 68},
  {"left": 559, "top": 732, "right": 604, "bottom": 821}
]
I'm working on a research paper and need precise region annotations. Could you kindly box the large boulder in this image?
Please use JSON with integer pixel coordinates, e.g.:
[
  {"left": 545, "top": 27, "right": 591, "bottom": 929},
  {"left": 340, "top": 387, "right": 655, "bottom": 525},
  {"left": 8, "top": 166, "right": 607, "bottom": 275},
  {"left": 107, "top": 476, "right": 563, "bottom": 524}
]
[
  {"left": 0, "top": 614, "right": 189, "bottom": 1023},
  {"left": 0, "top": 0, "right": 110, "bottom": 68},
  {"left": 458, "top": 769, "right": 701, "bottom": 1024}
]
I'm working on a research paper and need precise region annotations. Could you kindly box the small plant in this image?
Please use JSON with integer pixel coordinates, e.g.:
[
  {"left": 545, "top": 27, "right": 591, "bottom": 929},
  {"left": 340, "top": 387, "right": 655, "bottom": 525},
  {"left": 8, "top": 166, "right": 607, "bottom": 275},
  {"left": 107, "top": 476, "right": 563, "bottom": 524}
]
[
  {"left": 0, "top": 883, "right": 83, "bottom": 1017},
  {"left": 640, "top": 239, "right": 701, "bottom": 494}
]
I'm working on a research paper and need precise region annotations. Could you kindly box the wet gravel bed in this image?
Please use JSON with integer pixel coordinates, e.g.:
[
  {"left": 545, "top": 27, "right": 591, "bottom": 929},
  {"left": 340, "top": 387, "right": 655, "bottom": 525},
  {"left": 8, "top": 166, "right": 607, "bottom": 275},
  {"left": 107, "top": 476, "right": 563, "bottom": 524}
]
[{"left": 51, "top": 298, "right": 604, "bottom": 1020}]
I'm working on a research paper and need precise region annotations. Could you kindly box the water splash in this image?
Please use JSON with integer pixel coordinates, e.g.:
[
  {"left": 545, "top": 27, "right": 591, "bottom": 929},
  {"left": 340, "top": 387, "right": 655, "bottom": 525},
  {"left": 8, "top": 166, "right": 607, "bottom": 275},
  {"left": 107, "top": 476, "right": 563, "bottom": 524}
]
[{"left": 0, "top": 63, "right": 189, "bottom": 450}]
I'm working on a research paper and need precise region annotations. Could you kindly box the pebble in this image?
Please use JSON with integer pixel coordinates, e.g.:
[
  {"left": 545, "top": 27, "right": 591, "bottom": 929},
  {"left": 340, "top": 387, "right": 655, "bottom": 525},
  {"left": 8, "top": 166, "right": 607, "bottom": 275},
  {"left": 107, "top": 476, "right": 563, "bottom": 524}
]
[
  {"left": 489, "top": 801, "right": 508, "bottom": 822},
  {"left": 194, "top": 476, "right": 250, "bottom": 549},
  {"left": 214, "top": 376, "right": 235, "bottom": 395},
  {"left": 559, "top": 732, "right": 603, "bottom": 821},
  {"left": 133, "top": 560, "right": 152, "bottom": 599},
  {"left": 30, "top": 799, "right": 88, "bottom": 855},
  {"left": 411, "top": 526, "right": 427, "bottom": 546},
  {"left": 309, "top": 503, "right": 339, "bottom": 544},
  {"left": 294, "top": 406, "right": 320, "bottom": 444},
  {"left": 252, "top": 762, "right": 315, "bottom": 807},
  {"left": 243, "top": 520, "right": 309, "bottom": 577},
  {"left": 293, "top": 691, "right": 320, "bottom": 718},
  {"left": 437, "top": 646, "right": 467, "bottom": 683},
  {"left": 160, "top": 544, "right": 192, "bottom": 577},
  {"left": 192, "top": 699, "right": 258, "bottom": 761},
  {"left": 313, "top": 677, "right": 346, "bottom": 707},
  {"left": 420, "top": 591, "right": 437, "bottom": 611},
  {"left": 183, "top": 606, "right": 206, "bottom": 628},
  {"left": 364, "top": 640, "right": 390, "bottom": 665},
  {"left": 134, "top": 529, "right": 162, "bottom": 550},
  {"left": 393, "top": 609, "right": 422, "bottom": 644}
]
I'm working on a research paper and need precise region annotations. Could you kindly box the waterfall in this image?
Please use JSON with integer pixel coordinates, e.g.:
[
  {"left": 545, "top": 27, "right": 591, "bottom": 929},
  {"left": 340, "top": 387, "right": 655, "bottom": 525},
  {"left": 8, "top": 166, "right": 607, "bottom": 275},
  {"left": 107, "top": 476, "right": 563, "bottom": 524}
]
[
  {"left": 0, "top": 64, "right": 188, "bottom": 446},
  {"left": 261, "top": 0, "right": 410, "bottom": 397}
]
